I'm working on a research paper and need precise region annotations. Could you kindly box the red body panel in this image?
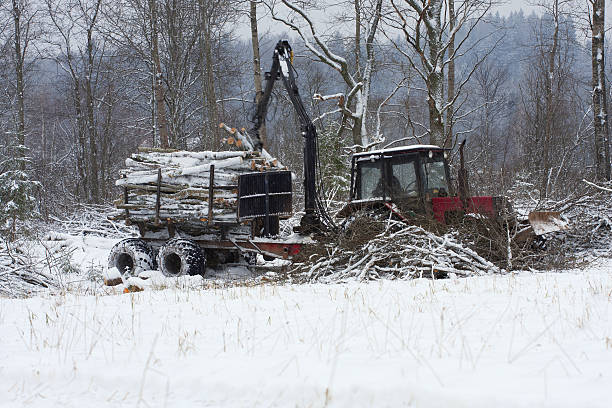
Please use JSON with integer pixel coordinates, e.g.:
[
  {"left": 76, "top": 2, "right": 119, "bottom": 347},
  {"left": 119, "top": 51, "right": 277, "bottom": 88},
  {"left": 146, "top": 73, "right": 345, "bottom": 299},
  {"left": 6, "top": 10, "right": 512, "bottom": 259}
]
[
  {"left": 255, "top": 242, "right": 302, "bottom": 259},
  {"left": 432, "top": 196, "right": 495, "bottom": 223}
]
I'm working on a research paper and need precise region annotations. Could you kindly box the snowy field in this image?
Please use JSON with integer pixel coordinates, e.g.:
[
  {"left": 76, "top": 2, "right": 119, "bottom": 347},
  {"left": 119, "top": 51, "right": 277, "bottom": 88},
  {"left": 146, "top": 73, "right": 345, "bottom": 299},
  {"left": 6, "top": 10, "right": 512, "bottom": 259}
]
[{"left": 1, "top": 234, "right": 612, "bottom": 407}]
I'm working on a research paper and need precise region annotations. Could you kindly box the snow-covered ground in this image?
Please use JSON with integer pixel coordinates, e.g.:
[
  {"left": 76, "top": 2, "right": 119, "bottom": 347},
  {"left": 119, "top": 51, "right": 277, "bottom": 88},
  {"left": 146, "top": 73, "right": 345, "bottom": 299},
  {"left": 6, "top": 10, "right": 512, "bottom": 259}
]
[{"left": 1, "top": 234, "right": 611, "bottom": 407}]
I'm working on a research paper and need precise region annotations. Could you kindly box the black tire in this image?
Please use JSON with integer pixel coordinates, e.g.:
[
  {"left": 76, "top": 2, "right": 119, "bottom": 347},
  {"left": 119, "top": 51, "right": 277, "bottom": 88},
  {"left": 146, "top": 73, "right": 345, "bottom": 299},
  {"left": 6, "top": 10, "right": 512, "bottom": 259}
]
[
  {"left": 157, "top": 239, "right": 206, "bottom": 277},
  {"left": 108, "top": 238, "right": 156, "bottom": 276}
]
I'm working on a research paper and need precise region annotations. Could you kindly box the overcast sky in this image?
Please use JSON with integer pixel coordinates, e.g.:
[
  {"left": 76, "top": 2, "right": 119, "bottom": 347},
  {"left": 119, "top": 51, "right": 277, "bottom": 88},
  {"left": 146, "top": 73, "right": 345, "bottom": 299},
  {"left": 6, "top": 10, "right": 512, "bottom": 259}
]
[{"left": 240, "top": 0, "right": 541, "bottom": 42}]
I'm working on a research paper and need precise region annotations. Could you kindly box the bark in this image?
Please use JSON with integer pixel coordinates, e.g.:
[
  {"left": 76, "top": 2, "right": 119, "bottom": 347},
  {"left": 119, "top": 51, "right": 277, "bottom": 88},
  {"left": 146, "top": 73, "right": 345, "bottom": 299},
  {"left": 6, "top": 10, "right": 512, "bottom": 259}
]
[
  {"left": 354, "top": 0, "right": 361, "bottom": 77},
  {"left": 149, "top": 0, "right": 170, "bottom": 148},
  {"left": 425, "top": 0, "right": 444, "bottom": 146},
  {"left": 350, "top": 0, "right": 382, "bottom": 147},
  {"left": 592, "top": 0, "right": 610, "bottom": 181},
  {"left": 250, "top": 0, "right": 266, "bottom": 146},
  {"left": 200, "top": 0, "right": 219, "bottom": 150},
  {"left": 392, "top": 0, "right": 491, "bottom": 149},
  {"left": 445, "top": 0, "right": 455, "bottom": 149},
  {"left": 84, "top": 0, "right": 103, "bottom": 203},
  {"left": 101, "top": 81, "right": 114, "bottom": 199},
  {"left": 541, "top": 0, "right": 559, "bottom": 198},
  {"left": 273, "top": 0, "right": 382, "bottom": 148},
  {"left": 71, "top": 75, "right": 88, "bottom": 199},
  {"left": 12, "top": 0, "right": 26, "bottom": 170},
  {"left": 204, "top": 22, "right": 219, "bottom": 149}
]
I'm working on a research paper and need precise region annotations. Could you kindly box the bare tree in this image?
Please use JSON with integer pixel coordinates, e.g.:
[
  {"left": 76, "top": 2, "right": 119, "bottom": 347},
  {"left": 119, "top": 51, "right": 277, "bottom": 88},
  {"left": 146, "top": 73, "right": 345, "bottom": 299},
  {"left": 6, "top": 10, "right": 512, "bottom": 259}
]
[
  {"left": 446, "top": 0, "right": 456, "bottom": 146},
  {"left": 45, "top": 0, "right": 108, "bottom": 203},
  {"left": 388, "top": 0, "right": 493, "bottom": 147},
  {"left": 267, "top": 0, "right": 384, "bottom": 148},
  {"left": 588, "top": 0, "right": 610, "bottom": 181},
  {"left": 249, "top": 0, "right": 266, "bottom": 146},
  {"left": 471, "top": 58, "right": 510, "bottom": 184},
  {"left": 198, "top": 0, "right": 224, "bottom": 150},
  {"left": 0, "top": 0, "right": 39, "bottom": 169},
  {"left": 150, "top": 0, "right": 169, "bottom": 148},
  {"left": 514, "top": 6, "right": 586, "bottom": 199}
]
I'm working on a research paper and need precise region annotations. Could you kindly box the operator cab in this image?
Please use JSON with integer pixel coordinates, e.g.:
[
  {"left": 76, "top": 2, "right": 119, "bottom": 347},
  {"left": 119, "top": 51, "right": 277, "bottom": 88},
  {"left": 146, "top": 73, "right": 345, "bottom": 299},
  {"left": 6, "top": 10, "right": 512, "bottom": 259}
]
[{"left": 341, "top": 145, "right": 453, "bottom": 216}]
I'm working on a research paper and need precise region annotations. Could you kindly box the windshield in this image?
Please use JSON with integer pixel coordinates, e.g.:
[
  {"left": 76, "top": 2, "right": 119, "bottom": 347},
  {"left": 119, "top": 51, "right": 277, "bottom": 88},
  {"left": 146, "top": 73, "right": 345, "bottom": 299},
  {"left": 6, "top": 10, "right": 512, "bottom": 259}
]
[
  {"left": 423, "top": 158, "right": 448, "bottom": 196},
  {"left": 357, "top": 156, "right": 419, "bottom": 199},
  {"left": 389, "top": 157, "right": 418, "bottom": 197}
]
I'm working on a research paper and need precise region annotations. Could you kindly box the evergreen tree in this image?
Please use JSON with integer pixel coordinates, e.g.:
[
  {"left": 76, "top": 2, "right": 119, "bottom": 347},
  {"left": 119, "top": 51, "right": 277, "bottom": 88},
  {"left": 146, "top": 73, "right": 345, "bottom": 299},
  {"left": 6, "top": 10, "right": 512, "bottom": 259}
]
[{"left": 0, "top": 143, "right": 39, "bottom": 240}]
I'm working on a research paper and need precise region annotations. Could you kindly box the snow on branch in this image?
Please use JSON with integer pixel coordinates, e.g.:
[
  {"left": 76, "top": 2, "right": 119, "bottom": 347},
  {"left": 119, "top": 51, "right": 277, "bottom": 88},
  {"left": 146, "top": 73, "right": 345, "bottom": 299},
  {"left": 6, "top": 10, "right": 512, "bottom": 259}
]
[{"left": 583, "top": 179, "right": 612, "bottom": 192}]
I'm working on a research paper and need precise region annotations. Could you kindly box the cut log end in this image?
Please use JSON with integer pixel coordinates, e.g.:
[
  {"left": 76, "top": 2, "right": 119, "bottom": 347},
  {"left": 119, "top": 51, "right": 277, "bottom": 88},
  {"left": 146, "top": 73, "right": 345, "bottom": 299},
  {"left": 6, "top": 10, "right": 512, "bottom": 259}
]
[{"left": 104, "top": 277, "right": 123, "bottom": 287}]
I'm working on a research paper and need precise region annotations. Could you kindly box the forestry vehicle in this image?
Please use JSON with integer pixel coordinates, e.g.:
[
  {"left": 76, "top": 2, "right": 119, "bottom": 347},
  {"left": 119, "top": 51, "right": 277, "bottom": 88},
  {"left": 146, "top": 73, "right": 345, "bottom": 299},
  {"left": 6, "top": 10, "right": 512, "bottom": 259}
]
[{"left": 108, "top": 40, "right": 564, "bottom": 278}]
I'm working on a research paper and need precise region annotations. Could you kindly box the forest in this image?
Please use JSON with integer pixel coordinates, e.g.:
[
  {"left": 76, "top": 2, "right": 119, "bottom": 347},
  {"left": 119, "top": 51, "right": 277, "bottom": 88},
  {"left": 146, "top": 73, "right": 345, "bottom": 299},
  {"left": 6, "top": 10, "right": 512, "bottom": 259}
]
[
  {"left": 1, "top": 2, "right": 612, "bottom": 406},
  {"left": 0, "top": 0, "right": 609, "bottom": 231}
]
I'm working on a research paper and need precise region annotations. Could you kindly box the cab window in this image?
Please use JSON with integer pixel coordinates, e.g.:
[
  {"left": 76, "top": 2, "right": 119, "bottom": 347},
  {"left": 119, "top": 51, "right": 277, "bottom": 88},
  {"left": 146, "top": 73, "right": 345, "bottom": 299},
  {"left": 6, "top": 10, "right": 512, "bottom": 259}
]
[
  {"left": 423, "top": 158, "right": 448, "bottom": 196},
  {"left": 389, "top": 157, "right": 418, "bottom": 197},
  {"left": 357, "top": 161, "right": 382, "bottom": 199}
]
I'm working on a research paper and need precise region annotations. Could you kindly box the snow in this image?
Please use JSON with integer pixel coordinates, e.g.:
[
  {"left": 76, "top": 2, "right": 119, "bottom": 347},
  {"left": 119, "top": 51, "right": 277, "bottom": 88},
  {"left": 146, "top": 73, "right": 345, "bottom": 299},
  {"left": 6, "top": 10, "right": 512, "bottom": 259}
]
[
  {"left": 1, "top": 233, "right": 611, "bottom": 407},
  {"left": 353, "top": 144, "right": 443, "bottom": 157}
]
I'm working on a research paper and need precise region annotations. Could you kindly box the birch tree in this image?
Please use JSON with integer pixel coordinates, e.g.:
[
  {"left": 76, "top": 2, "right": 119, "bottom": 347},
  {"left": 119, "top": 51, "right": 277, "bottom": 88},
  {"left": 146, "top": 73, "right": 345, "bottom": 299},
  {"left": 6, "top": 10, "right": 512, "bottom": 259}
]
[
  {"left": 388, "top": 0, "right": 493, "bottom": 147},
  {"left": 266, "top": 0, "right": 383, "bottom": 148},
  {"left": 249, "top": 0, "right": 266, "bottom": 146}
]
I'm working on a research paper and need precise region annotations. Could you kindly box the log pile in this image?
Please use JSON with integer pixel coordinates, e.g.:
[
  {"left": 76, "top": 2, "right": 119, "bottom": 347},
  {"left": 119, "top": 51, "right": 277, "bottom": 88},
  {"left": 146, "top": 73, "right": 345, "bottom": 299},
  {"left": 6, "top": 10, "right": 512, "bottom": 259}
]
[
  {"left": 111, "top": 148, "right": 286, "bottom": 228},
  {"left": 291, "top": 218, "right": 501, "bottom": 283}
]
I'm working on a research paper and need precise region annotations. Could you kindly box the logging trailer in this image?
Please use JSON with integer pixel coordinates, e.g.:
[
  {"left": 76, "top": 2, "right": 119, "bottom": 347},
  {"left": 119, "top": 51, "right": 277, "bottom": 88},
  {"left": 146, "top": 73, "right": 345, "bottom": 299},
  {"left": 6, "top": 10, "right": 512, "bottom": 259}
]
[{"left": 108, "top": 40, "right": 566, "bottom": 278}]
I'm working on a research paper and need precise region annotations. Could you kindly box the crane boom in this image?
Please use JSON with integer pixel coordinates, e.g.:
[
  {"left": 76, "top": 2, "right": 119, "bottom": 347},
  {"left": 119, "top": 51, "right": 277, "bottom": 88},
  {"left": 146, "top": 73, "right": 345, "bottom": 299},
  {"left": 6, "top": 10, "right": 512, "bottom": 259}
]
[{"left": 251, "top": 40, "right": 332, "bottom": 232}]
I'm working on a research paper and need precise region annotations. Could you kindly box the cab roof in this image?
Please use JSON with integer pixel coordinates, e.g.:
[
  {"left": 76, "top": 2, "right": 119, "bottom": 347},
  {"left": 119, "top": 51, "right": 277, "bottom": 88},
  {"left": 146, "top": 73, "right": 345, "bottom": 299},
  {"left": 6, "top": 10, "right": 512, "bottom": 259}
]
[{"left": 352, "top": 144, "right": 446, "bottom": 158}]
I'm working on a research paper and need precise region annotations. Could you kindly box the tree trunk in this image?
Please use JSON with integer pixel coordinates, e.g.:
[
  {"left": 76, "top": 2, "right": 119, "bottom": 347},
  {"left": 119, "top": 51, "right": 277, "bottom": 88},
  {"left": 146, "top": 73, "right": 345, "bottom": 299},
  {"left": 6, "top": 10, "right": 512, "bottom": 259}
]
[
  {"left": 250, "top": 1, "right": 266, "bottom": 146},
  {"left": 12, "top": 0, "right": 25, "bottom": 170},
  {"left": 71, "top": 76, "right": 88, "bottom": 200},
  {"left": 445, "top": 0, "right": 455, "bottom": 149},
  {"left": 352, "top": 114, "right": 364, "bottom": 146},
  {"left": 204, "top": 25, "right": 219, "bottom": 150},
  {"left": 592, "top": 0, "right": 610, "bottom": 181},
  {"left": 426, "top": 0, "right": 444, "bottom": 146},
  {"left": 199, "top": 0, "right": 219, "bottom": 150},
  {"left": 354, "top": 0, "right": 361, "bottom": 77},
  {"left": 150, "top": 0, "right": 170, "bottom": 148},
  {"left": 541, "top": 0, "right": 559, "bottom": 198},
  {"left": 85, "top": 24, "right": 100, "bottom": 203}
]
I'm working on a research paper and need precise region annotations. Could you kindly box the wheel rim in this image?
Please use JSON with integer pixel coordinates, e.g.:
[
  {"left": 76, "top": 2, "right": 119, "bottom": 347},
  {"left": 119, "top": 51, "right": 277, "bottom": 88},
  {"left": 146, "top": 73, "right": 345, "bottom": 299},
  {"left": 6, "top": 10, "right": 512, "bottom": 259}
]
[
  {"left": 115, "top": 253, "right": 134, "bottom": 275},
  {"left": 163, "top": 252, "right": 182, "bottom": 275}
]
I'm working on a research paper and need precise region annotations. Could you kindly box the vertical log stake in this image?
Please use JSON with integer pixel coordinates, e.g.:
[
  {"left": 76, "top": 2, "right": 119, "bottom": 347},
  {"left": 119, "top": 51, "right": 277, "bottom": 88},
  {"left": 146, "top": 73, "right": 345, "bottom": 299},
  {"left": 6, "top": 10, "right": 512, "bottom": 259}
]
[
  {"left": 155, "top": 167, "right": 162, "bottom": 225},
  {"left": 208, "top": 165, "right": 215, "bottom": 225},
  {"left": 123, "top": 174, "right": 130, "bottom": 221}
]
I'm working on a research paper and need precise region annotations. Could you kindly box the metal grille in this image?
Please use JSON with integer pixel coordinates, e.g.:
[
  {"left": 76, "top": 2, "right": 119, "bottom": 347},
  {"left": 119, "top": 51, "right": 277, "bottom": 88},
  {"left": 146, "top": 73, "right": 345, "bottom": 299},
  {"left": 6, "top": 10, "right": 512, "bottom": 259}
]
[{"left": 238, "top": 171, "right": 292, "bottom": 220}]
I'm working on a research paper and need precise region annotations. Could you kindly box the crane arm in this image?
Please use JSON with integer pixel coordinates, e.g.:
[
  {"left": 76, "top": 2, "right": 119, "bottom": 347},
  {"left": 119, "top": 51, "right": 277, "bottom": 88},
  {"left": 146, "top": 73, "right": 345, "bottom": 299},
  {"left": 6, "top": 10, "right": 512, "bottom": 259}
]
[{"left": 250, "top": 40, "right": 332, "bottom": 232}]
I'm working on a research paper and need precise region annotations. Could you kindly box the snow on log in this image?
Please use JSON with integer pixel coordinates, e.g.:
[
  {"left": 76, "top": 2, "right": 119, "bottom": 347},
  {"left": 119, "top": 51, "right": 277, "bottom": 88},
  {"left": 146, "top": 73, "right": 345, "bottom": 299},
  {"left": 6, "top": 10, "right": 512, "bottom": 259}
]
[{"left": 111, "top": 148, "right": 286, "bottom": 229}]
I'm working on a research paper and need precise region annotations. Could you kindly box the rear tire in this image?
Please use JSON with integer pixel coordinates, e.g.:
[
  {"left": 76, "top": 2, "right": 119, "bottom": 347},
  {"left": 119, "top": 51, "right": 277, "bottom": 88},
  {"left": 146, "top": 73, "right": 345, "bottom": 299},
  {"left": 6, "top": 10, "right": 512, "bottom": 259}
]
[
  {"left": 157, "top": 239, "right": 206, "bottom": 277},
  {"left": 108, "top": 238, "right": 155, "bottom": 276}
]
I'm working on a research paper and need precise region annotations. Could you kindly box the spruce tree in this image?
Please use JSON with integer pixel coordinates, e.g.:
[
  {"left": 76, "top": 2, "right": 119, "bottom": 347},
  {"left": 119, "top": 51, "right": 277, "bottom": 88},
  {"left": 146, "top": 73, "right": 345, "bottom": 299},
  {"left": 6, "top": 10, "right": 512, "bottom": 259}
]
[{"left": 0, "top": 143, "right": 39, "bottom": 240}]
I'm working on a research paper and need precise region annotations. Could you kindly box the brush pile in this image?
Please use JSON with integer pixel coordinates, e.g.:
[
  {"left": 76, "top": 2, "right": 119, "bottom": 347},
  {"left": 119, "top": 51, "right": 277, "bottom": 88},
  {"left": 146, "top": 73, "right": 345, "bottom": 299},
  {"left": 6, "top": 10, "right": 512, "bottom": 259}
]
[
  {"left": 111, "top": 148, "right": 286, "bottom": 226},
  {"left": 292, "top": 217, "right": 500, "bottom": 283},
  {"left": 49, "top": 204, "right": 136, "bottom": 238},
  {"left": 0, "top": 239, "right": 59, "bottom": 298},
  {"left": 542, "top": 181, "right": 612, "bottom": 261}
]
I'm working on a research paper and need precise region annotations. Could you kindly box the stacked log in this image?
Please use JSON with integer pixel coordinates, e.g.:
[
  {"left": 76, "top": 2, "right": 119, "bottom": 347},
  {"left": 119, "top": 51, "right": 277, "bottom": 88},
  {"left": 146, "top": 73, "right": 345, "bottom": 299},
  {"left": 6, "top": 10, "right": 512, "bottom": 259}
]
[{"left": 111, "top": 148, "right": 286, "bottom": 227}]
